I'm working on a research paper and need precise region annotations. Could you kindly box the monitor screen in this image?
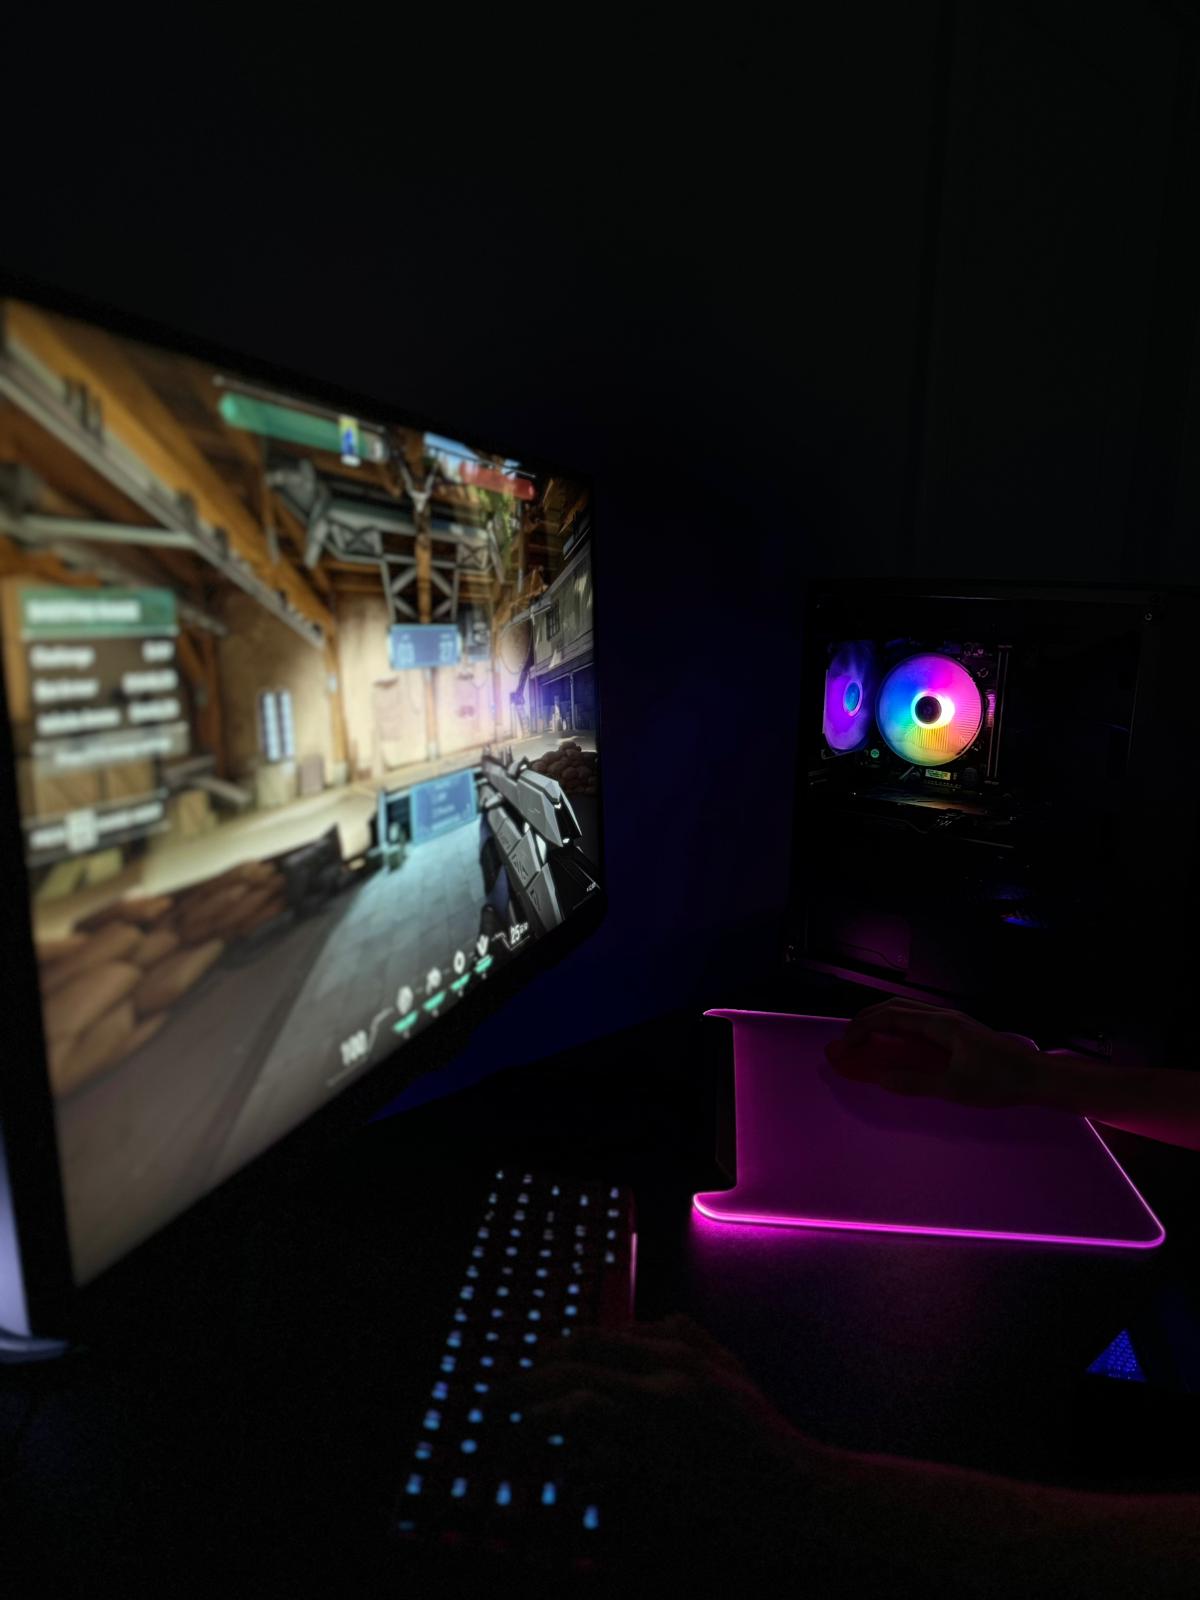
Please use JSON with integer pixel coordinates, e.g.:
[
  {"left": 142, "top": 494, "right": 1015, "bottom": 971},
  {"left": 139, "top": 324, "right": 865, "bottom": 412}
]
[{"left": 0, "top": 296, "right": 600, "bottom": 1288}]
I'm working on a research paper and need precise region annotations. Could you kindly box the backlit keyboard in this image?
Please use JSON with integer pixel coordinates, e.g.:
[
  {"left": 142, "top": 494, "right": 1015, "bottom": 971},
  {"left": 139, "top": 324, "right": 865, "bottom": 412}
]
[{"left": 390, "top": 1167, "right": 636, "bottom": 1577}]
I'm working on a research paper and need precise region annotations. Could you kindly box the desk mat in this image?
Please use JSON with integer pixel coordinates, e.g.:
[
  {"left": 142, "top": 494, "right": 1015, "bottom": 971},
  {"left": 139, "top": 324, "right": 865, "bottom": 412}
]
[{"left": 693, "top": 1011, "right": 1164, "bottom": 1249}]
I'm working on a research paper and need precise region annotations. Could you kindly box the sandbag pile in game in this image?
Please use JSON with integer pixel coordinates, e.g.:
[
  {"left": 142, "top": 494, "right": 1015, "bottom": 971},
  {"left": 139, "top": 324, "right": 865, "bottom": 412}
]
[
  {"left": 527, "top": 741, "right": 599, "bottom": 797},
  {"left": 35, "top": 859, "right": 287, "bottom": 1100}
]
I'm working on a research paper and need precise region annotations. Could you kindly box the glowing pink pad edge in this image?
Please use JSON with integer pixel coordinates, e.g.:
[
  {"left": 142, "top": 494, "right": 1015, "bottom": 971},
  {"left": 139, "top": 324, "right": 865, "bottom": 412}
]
[{"left": 693, "top": 1010, "right": 1165, "bottom": 1250}]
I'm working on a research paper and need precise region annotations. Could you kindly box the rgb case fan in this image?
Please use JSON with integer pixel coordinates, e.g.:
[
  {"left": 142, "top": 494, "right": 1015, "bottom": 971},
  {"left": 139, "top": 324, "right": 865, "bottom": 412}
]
[
  {"left": 875, "top": 652, "right": 984, "bottom": 767},
  {"left": 823, "top": 641, "right": 877, "bottom": 753}
]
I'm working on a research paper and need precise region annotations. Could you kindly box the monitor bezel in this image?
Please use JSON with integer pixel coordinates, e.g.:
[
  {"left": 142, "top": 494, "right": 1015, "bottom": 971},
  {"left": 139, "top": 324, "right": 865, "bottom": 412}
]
[{"left": 0, "top": 273, "right": 606, "bottom": 1338}]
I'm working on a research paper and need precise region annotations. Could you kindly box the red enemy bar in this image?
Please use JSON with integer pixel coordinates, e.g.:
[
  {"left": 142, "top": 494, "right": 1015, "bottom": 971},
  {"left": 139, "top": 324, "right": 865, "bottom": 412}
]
[{"left": 456, "top": 461, "right": 537, "bottom": 499}]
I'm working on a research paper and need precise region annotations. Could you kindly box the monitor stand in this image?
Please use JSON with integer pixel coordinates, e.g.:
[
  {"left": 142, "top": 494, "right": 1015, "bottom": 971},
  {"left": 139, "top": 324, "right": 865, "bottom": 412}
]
[
  {"left": 693, "top": 1011, "right": 1165, "bottom": 1249},
  {"left": 1, "top": 1328, "right": 72, "bottom": 1364}
]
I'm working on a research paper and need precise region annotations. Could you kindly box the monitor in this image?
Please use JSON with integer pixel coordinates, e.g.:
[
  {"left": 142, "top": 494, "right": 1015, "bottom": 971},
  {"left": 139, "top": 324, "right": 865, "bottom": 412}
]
[{"left": 0, "top": 288, "right": 603, "bottom": 1337}]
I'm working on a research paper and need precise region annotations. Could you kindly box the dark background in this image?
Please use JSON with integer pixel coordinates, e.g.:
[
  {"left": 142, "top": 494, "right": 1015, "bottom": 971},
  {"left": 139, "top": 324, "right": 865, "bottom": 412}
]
[{"left": 5, "top": 1, "right": 1199, "bottom": 1112}]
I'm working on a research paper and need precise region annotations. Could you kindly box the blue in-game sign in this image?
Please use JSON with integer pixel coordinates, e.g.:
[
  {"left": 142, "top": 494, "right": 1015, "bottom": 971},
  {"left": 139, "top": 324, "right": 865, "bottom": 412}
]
[
  {"left": 410, "top": 769, "right": 477, "bottom": 844},
  {"left": 389, "top": 624, "right": 461, "bottom": 670}
]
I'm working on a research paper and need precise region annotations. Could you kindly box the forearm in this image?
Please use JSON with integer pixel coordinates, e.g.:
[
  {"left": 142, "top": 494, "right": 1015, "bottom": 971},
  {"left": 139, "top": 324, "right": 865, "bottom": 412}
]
[
  {"left": 1038, "top": 1054, "right": 1200, "bottom": 1152},
  {"left": 810, "top": 1442, "right": 1200, "bottom": 1600}
]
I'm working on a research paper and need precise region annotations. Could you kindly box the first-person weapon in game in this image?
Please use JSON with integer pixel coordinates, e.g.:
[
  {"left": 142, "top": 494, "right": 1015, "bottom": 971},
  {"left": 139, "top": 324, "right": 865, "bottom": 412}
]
[{"left": 477, "top": 748, "right": 599, "bottom": 940}]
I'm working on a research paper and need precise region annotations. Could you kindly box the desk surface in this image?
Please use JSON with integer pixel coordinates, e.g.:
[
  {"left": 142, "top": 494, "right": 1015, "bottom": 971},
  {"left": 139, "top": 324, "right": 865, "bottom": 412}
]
[{"left": 3, "top": 1009, "right": 1197, "bottom": 1591}]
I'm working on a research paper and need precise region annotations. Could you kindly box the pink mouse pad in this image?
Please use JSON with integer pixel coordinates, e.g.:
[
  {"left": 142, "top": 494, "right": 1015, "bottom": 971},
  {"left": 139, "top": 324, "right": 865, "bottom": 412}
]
[{"left": 693, "top": 1011, "right": 1164, "bottom": 1249}]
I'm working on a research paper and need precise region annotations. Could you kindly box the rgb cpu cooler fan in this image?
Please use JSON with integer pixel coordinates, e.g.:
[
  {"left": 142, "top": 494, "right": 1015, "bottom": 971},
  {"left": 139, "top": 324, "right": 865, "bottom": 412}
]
[
  {"left": 876, "top": 652, "right": 983, "bottom": 767},
  {"left": 823, "top": 641, "right": 877, "bottom": 753}
]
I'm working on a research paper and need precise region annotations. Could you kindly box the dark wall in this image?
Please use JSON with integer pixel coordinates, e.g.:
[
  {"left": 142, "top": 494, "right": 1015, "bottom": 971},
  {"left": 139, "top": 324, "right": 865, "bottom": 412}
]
[
  {"left": 5, "top": 3, "right": 1198, "bottom": 1109},
  {"left": 913, "top": 2, "right": 1199, "bottom": 582}
]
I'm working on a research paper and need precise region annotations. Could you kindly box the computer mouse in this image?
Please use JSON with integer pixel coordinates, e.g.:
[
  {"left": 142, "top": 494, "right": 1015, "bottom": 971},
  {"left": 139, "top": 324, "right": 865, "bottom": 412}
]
[{"left": 829, "top": 1029, "right": 950, "bottom": 1076}]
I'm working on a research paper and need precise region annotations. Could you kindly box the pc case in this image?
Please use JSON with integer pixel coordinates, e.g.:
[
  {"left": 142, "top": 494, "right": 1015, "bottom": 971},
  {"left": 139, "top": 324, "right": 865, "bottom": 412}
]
[{"left": 787, "top": 581, "right": 1200, "bottom": 1072}]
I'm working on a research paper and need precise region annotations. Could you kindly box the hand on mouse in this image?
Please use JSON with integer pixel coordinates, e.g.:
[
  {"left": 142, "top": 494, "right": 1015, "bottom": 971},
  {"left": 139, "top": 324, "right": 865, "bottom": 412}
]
[{"left": 825, "top": 999, "right": 1050, "bottom": 1109}]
